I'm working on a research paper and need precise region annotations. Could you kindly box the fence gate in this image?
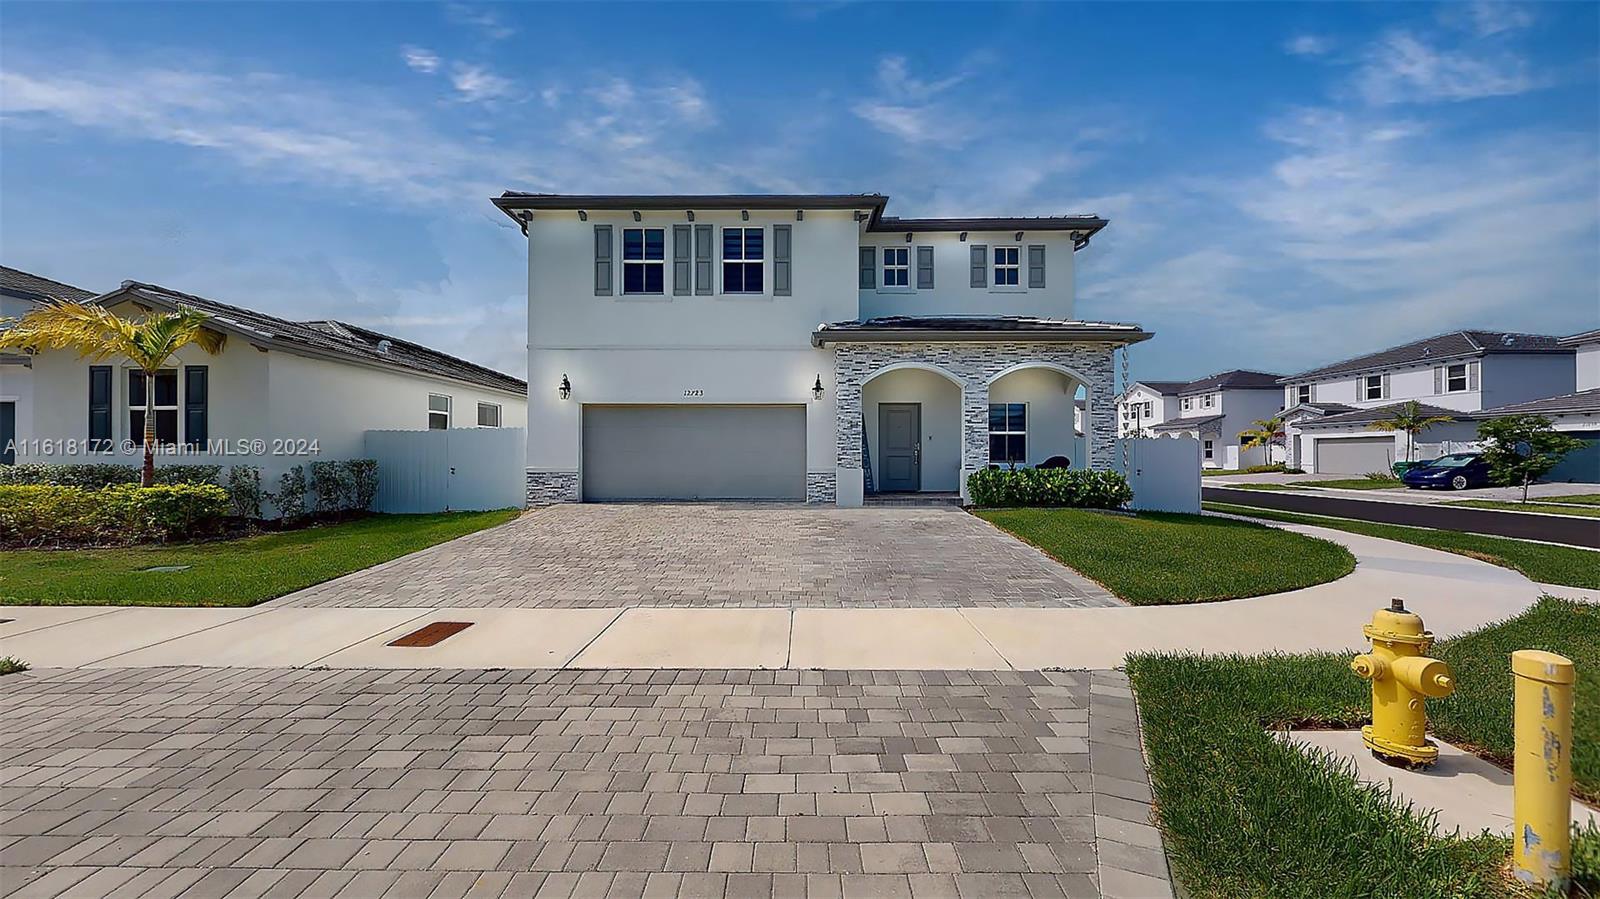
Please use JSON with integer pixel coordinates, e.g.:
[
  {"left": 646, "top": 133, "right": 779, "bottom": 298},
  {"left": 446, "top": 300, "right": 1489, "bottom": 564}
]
[
  {"left": 364, "top": 427, "right": 526, "bottom": 513},
  {"left": 1115, "top": 437, "right": 1202, "bottom": 513}
]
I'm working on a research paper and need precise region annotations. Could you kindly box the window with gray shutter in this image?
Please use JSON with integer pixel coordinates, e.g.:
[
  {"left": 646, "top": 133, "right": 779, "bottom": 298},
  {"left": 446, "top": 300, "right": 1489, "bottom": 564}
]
[
  {"left": 593, "top": 225, "right": 613, "bottom": 296},
  {"left": 1027, "top": 245, "right": 1046, "bottom": 288},
  {"left": 969, "top": 245, "right": 987, "bottom": 287},
  {"left": 1433, "top": 367, "right": 1444, "bottom": 394},
  {"left": 1468, "top": 361, "right": 1480, "bottom": 390},
  {"left": 694, "top": 224, "right": 713, "bottom": 295},
  {"left": 916, "top": 246, "right": 934, "bottom": 289},
  {"left": 858, "top": 247, "right": 876, "bottom": 289},
  {"left": 88, "top": 365, "right": 113, "bottom": 452},
  {"left": 773, "top": 224, "right": 792, "bottom": 296},
  {"left": 184, "top": 366, "right": 208, "bottom": 448},
  {"left": 672, "top": 225, "right": 691, "bottom": 296}
]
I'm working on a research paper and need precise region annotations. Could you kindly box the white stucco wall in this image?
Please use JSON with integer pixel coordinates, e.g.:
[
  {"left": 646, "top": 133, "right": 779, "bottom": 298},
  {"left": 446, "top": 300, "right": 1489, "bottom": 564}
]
[
  {"left": 1285, "top": 354, "right": 1575, "bottom": 414},
  {"left": 990, "top": 367, "right": 1085, "bottom": 468},
  {"left": 1118, "top": 385, "right": 1173, "bottom": 436},
  {"left": 1575, "top": 343, "right": 1600, "bottom": 392},
  {"left": 856, "top": 231, "right": 1077, "bottom": 320},
  {"left": 861, "top": 368, "right": 963, "bottom": 492}
]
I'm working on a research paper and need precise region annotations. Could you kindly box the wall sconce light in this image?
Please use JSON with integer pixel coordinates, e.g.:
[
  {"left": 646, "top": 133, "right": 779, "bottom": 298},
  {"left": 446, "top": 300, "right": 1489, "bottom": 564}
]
[
  {"left": 741, "top": 209, "right": 750, "bottom": 221},
  {"left": 959, "top": 232, "right": 967, "bottom": 242},
  {"left": 812, "top": 375, "right": 825, "bottom": 400},
  {"left": 559, "top": 374, "right": 571, "bottom": 400},
  {"left": 904, "top": 232, "right": 913, "bottom": 243},
  {"left": 1014, "top": 231, "right": 1024, "bottom": 241},
  {"left": 686, "top": 210, "right": 695, "bottom": 221},
  {"left": 632, "top": 211, "right": 642, "bottom": 222},
  {"left": 577, "top": 210, "right": 588, "bottom": 221}
]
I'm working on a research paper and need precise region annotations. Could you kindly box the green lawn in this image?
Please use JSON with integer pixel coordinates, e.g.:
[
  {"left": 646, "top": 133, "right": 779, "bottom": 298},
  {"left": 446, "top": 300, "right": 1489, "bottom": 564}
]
[
  {"left": 975, "top": 508, "right": 1355, "bottom": 604},
  {"left": 1299, "top": 477, "right": 1406, "bottom": 490},
  {"left": 1544, "top": 493, "right": 1600, "bottom": 506},
  {"left": 1444, "top": 498, "right": 1600, "bottom": 519},
  {"left": 0, "top": 510, "right": 519, "bottom": 607},
  {"left": 1205, "top": 501, "right": 1600, "bottom": 589},
  {"left": 1128, "top": 597, "right": 1599, "bottom": 898}
]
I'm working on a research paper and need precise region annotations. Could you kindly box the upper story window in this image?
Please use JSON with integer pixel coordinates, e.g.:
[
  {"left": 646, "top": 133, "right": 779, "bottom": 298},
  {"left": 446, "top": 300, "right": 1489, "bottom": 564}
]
[
  {"left": 883, "top": 247, "right": 909, "bottom": 287},
  {"left": 1446, "top": 363, "right": 1469, "bottom": 393},
  {"left": 1181, "top": 397, "right": 1193, "bottom": 412},
  {"left": 428, "top": 393, "right": 451, "bottom": 430},
  {"left": 128, "top": 369, "right": 178, "bottom": 446},
  {"left": 1202, "top": 394, "right": 1215, "bottom": 409},
  {"left": 622, "top": 228, "right": 665, "bottom": 295},
  {"left": 1296, "top": 384, "right": 1312, "bottom": 404},
  {"left": 477, "top": 402, "right": 501, "bottom": 428},
  {"left": 723, "top": 228, "right": 764, "bottom": 294},
  {"left": 1364, "top": 374, "right": 1385, "bottom": 400},
  {"left": 993, "top": 246, "right": 1020, "bottom": 286}
]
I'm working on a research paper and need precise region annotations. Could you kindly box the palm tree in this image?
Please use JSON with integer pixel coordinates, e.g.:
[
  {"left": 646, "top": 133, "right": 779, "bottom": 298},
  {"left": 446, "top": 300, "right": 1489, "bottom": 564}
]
[
  {"left": 1238, "top": 415, "right": 1287, "bottom": 463},
  {"left": 1367, "top": 400, "right": 1454, "bottom": 464},
  {"left": 0, "top": 301, "right": 225, "bottom": 486}
]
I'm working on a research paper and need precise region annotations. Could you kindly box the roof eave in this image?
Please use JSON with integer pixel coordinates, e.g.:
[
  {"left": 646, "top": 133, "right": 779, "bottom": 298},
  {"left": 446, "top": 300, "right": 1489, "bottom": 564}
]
[
  {"left": 493, "top": 193, "right": 891, "bottom": 228},
  {"left": 812, "top": 328, "right": 1152, "bottom": 348}
]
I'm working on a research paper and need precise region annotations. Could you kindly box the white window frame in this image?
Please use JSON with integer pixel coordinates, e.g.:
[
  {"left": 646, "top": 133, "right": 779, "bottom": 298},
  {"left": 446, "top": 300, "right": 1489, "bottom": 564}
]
[
  {"left": 428, "top": 393, "right": 451, "bottom": 430},
  {"left": 476, "top": 402, "right": 501, "bottom": 428},
  {"left": 988, "top": 402, "right": 1028, "bottom": 465},
  {"left": 1181, "top": 397, "right": 1193, "bottom": 412},
  {"left": 621, "top": 227, "right": 666, "bottom": 296},
  {"left": 1202, "top": 393, "right": 1214, "bottom": 409},
  {"left": 1364, "top": 374, "right": 1384, "bottom": 401},
  {"left": 1445, "top": 363, "right": 1469, "bottom": 393},
  {"left": 722, "top": 227, "right": 764, "bottom": 295},
  {"left": 992, "top": 246, "right": 1021, "bottom": 288},
  {"left": 881, "top": 246, "right": 910, "bottom": 289},
  {"left": 126, "top": 367, "right": 180, "bottom": 447},
  {"left": 1296, "top": 384, "right": 1312, "bottom": 405},
  {"left": 1203, "top": 439, "right": 1214, "bottom": 460}
]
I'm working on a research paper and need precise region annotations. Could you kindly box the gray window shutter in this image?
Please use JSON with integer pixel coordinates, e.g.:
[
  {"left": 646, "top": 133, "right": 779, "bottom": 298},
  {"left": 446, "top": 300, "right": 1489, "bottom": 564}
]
[
  {"left": 1433, "top": 367, "right": 1443, "bottom": 394},
  {"left": 672, "top": 225, "right": 691, "bottom": 296},
  {"left": 773, "top": 224, "right": 792, "bottom": 296},
  {"left": 1381, "top": 373, "right": 1391, "bottom": 399},
  {"left": 1027, "top": 245, "right": 1046, "bottom": 288},
  {"left": 970, "top": 245, "right": 987, "bottom": 287},
  {"left": 858, "top": 247, "right": 876, "bottom": 289},
  {"left": 1468, "top": 361, "right": 1480, "bottom": 390},
  {"left": 694, "top": 224, "right": 713, "bottom": 295},
  {"left": 88, "top": 365, "right": 112, "bottom": 451},
  {"left": 593, "top": 225, "right": 613, "bottom": 296},
  {"left": 916, "top": 246, "right": 934, "bottom": 290}
]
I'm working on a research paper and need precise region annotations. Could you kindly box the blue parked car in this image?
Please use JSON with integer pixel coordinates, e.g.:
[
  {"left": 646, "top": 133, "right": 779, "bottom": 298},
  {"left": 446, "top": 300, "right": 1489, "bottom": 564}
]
[{"left": 1401, "top": 453, "right": 1494, "bottom": 491}]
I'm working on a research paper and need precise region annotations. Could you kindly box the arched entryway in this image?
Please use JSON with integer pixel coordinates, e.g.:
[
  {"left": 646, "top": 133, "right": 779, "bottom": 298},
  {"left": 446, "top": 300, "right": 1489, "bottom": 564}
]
[
  {"left": 860, "top": 363, "right": 963, "bottom": 493},
  {"left": 987, "top": 363, "right": 1092, "bottom": 470}
]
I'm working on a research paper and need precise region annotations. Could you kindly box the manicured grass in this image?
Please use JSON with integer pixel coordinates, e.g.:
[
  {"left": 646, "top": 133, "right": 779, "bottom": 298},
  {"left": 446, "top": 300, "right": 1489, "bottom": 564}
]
[
  {"left": 0, "top": 657, "right": 28, "bottom": 676},
  {"left": 1299, "top": 477, "right": 1405, "bottom": 490},
  {"left": 1544, "top": 493, "right": 1600, "bottom": 506},
  {"left": 1216, "top": 482, "right": 1301, "bottom": 491},
  {"left": 1445, "top": 498, "right": 1600, "bottom": 518},
  {"left": 1205, "top": 501, "right": 1600, "bottom": 589},
  {"left": 1128, "top": 597, "right": 1599, "bottom": 898},
  {"left": 975, "top": 508, "right": 1355, "bottom": 604},
  {"left": 0, "top": 510, "right": 519, "bottom": 607}
]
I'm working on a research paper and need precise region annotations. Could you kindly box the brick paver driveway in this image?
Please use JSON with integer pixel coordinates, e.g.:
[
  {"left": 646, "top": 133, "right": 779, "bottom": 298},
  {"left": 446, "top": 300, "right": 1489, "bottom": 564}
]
[
  {"left": 275, "top": 504, "right": 1117, "bottom": 609},
  {"left": 0, "top": 666, "right": 1171, "bottom": 899}
]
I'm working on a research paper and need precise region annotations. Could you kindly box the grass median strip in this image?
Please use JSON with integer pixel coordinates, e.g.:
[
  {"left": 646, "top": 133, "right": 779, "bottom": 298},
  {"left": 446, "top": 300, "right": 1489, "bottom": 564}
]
[
  {"left": 1128, "top": 597, "right": 1599, "bottom": 898},
  {"left": 1205, "top": 501, "right": 1600, "bottom": 590},
  {"left": 1444, "top": 498, "right": 1600, "bottom": 518},
  {"left": 975, "top": 507, "right": 1354, "bottom": 604},
  {"left": 0, "top": 509, "right": 519, "bottom": 607}
]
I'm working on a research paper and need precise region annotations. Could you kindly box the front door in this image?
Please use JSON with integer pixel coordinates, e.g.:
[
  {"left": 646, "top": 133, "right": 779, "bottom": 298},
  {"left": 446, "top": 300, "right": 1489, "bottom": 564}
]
[
  {"left": 878, "top": 403, "right": 921, "bottom": 492},
  {"left": 0, "top": 402, "right": 14, "bottom": 465}
]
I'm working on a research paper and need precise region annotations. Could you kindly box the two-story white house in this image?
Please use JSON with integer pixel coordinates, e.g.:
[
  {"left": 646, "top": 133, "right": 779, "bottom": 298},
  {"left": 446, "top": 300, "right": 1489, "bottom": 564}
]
[
  {"left": 1280, "top": 330, "right": 1574, "bottom": 475},
  {"left": 1116, "top": 380, "right": 1185, "bottom": 440},
  {"left": 1139, "top": 370, "right": 1284, "bottom": 469},
  {"left": 1, "top": 267, "right": 98, "bottom": 466},
  {"left": 1468, "top": 328, "right": 1599, "bottom": 483},
  {"left": 496, "top": 193, "right": 1151, "bottom": 506}
]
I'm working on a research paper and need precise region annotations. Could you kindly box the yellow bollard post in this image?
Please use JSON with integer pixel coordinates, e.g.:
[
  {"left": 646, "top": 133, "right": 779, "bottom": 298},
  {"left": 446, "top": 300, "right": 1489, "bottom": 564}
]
[{"left": 1511, "top": 649, "right": 1575, "bottom": 890}]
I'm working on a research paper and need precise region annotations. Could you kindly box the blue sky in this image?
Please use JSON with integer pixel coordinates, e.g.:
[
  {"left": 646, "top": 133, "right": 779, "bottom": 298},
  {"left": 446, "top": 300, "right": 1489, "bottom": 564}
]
[{"left": 2, "top": 1, "right": 1596, "bottom": 381}]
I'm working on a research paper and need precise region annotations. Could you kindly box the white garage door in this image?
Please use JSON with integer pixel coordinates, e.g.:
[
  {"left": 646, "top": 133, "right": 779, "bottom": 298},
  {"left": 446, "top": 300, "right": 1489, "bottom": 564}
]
[
  {"left": 1314, "top": 436, "right": 1396, "bottom": 475},
  {"left": 582, "top": 405, "right": 807, "bottom": 501}
]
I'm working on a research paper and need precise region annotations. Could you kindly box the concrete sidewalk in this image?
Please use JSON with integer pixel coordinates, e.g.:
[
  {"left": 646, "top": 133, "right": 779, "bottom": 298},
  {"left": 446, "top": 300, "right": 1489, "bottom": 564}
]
[{"left": 0, "top": 523, "right": 1556, "bottom": 671}]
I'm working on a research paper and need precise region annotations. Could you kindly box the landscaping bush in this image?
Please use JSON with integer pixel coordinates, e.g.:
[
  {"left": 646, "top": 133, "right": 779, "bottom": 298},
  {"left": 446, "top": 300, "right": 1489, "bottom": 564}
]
[
  {"left": 0, "top": 483, "right": 229, "bottom": 547},
  {"left": 225, "top": 465, "right": 263, "bottom": 519},
  {"left": 309, "top": 459, "right": 379, "bottom": 513},
  {"left": 270, "top": 465, "right": 307, "bottom": 523},
  {"left": 348, "top": 459, "right": 379, "bottom": 511},
  {"left": 965, "top": 467, "right": 1132, "bottom": 508},
  {"left": 0, "top": 462, "right": 221, "bottom": 488},
  {"left": 1201, "top": 463, "right": 1304, "bottom": 476}
]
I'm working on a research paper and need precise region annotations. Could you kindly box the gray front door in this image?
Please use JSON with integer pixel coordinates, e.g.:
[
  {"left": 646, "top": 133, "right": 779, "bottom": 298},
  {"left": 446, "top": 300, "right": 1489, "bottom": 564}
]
[
  {"left": 878, "top": 403, "right": 921, "bottom": 492},
  {"left": 0, "top": 401, "right": 13, "bottom": 465}
]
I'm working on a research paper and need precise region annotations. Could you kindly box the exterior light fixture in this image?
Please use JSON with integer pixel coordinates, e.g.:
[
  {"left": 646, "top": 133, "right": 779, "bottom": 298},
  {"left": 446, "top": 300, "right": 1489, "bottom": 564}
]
[
  {"left": 795, "top": 210, "right": 804, "bottom": 221},
  {"left": 686, "top": 210, "right": 695, "bottom": 221},
  {"left": 1014, "top": 231, "right": 1024, "bottom": 241},
  {"left": 559, "top": 374, "right": 571, "bottom": 400},
  {"left": 905, "top": 232, "right": 913, "bottom": 243},
  {"left": 632, "top": 211, "right": 642, "bottom": 222},
  {"left": 741, "top": 209, "right": 750, "bottom": 221},
  {"left": 959, "top": 232, "right": 968, "bottom": 242},
  {"left": 577, "top": 210, "right": 588, "bottom": 221},
  {"left": 812, "top": 375, "right": 825, "bottom": 400}
]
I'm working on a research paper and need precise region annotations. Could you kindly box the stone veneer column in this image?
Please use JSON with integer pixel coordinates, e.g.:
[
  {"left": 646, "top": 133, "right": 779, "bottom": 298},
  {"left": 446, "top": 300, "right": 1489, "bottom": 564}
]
[{"left": 960, "top": 381, "right": 989, "bottom": 501}]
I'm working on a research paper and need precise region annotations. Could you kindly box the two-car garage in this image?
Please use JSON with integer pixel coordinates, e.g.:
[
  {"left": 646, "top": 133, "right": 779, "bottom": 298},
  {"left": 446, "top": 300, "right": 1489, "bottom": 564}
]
[
  {"left": 580, "top": 404, "right": 808, "bottom": 501},
  {"left": 1311, "top": 435, "right": 1397, "bottom": 476}
]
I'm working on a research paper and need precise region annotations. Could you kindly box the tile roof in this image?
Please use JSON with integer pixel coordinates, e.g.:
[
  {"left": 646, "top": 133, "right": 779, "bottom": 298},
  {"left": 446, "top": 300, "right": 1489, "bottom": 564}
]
[
  {"left": 0, "top": 265, "right": 96, "bottom": 304},
  {"left": 1284, "top": 402, "right": 1357, "bottom": 419},
  {"left": 1478, "top": 387, "right": 1600, "bottom": 418},
  {"left": 1560, "top": 329, "right": 1600, "bottom": 346},
  {"left": 1294, "top": 401, "right": 1474, "bottom": 430},
  {"left": 1128, "top": 380, "right": 1188, "bottom": 395},
  {"left": 104, "top": 281, "right": 526, "bottom": 395},
  {"left": 812, "top": 316, "right": 1151, "bottom": 346},
  {"left": 1282, "top": 330, "right": 1570, "bottom": 382},
  {"left": 1176, "top": 369, "right": 1283, "bottom": 394},
  {"left": 1151, "top": 414, "right": 1225, "bottom": 432}
]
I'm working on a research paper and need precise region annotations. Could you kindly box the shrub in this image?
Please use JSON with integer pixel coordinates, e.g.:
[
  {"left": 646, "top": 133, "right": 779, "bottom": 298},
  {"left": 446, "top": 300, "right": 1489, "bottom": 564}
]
[
  {"left": 0, "top": 463, "right": 221, "bottom": 488},
  {"left": 310, "top": 461, "right": 356, "bottom": 513},
  {"left": 271, "top": 465, "right": 307, "bottom": 523},
  {"left": 0, "top": 483, "right": 229, "bottom": 547},
  {"left": 1202, "top": 463, "right": 1304, "bottom": 476},
  {"left": 965, "top": 467, "right": 1133, "bottom": 509},
  {"left": 225, "top": 465, "right": 263, "bottom": 518},
  {"left": 348, "top": 459, "right": 379, "bottom": 511},
  {"left": 152, "top": 465, "right": 223, "bottom": 486},
  {"left": 0, "top": 657, "right": 27, "bottom": 676}
]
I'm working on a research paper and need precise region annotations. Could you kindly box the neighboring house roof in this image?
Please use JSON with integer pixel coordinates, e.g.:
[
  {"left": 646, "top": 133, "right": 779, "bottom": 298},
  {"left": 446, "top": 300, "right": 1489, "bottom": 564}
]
[
  {"left": 97, "top": 281, "right": 527, "bottom": 395},
  {"left": 1478, "top": 387, "right": 1600, "bottom": 418},
  {"left": 1176, "top": 369, "right": 1283, "bottom": 395},
  {"left": 0, "top": 265, "right": 96, "bottom": 304},
  {"left": 1151, "top": 414, "right": 1224, "bottom": 433},
  {"left": 1127, "top": 380, "right": 1187, "bottom": 395},
  {"left": 812, "top": 316, "right": 1151, "bottom": 346},
  {"left": 1280, "top": 330, "right": 1570, "bottom": 383},
  {"left": 1294, "top": 401, "right": 1474, "bottom": 430},
  {"left": 1283, "top": 402, "right": 1356, "bottom": 421},
  {"left": 1559, "top": 328, "right": 1600, "bottom": 347}
]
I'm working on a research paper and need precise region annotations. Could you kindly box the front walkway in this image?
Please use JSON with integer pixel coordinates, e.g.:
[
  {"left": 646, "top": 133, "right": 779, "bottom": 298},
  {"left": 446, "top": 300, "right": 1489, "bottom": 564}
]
[{"left": 272, "top": 504, "right": 1119, "bottom": 610}]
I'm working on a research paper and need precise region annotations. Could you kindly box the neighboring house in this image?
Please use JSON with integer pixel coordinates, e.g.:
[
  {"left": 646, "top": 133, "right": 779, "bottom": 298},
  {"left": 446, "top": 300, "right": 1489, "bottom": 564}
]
[
  {"left": 1467, "top": 328, "right": 1600, "bottom": 483},
  {"left": 495, "top": 192, "right": 1151, "bottom": 505},
  {"left": 1143, "top": 370, "right": 1284, "bottom": 469},
  {"left": 18, "top": 278, "right": 528, "bottom": 486},
  {"left": 1280, "top": 330, "right": 1574, "bottom": 475},
  {"left": 1116, "top": 380, "right": 1185, "bottom": 439},
  {"left": 1, "top": 266, "right": 98, "bottom": 466}
]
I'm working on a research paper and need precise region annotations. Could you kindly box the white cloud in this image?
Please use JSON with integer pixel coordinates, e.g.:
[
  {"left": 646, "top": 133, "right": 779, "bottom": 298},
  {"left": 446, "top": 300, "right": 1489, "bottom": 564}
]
[
  {"left": 851, "top": 56, "right": 978, "bottom": 147},
  {"left": 449, "top": 64, "right": 513, "bottom": 102},
  {"left": 1354, "top": 31, "right": 1537, "bottom": 104},
  {"left": 443, "top": 3, "right": 514, "bottom": 40},
  {"left": 1285, "top": 34, "right": 1332, "bottom": 57},
  {"left": 401, "top": 45, "right": 439, "bottom": 74},
  {"left": 1453, "top": 0, "right": 1536, "bottom": 37}
]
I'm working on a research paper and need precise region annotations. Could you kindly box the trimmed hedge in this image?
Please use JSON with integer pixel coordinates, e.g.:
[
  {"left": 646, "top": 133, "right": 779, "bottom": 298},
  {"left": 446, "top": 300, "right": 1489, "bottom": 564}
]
[
  {"left": 965, "top": 468, "right": 1133, "bottom": 508},
  {"left": 0, "top": 484, "right": 230, "bottom": 547},
  {"left": 0, "top": 463, "right": 223, "bottom": 489}
]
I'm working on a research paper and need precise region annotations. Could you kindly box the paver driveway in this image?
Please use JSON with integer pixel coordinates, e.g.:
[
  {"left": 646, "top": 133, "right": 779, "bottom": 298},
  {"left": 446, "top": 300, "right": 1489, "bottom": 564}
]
[
  {"left": 274, "top": 504, "right": 1117, "bottom": 609},
  {"left": 0, "top": 666, "right": 1171, "bottom": 899}
]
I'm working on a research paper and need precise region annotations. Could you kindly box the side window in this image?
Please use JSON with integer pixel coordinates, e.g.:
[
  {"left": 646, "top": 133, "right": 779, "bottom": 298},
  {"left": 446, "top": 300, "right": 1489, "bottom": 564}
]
[
  {"left": 723, "top": 228, "right": 764, "bottom": 294},
  {"left": 1296, "top": 384, "right": 1311, "bottom": 404},
  {"left": 129, "top": 369, "right": 179, "bottom": 446},
  {"left": 476, "top": 402, "right": 501, "bottom": 428},
  {"left": 993, "top": 246, "right": 1020, "bottom": 286},
  {"left": 882, "top": 247, "right": 909, "bottom": 287},
  {"left": 988, "top": 403, "right": 1027, "bottom": 464},
  {"left": 1203, "top": 439, "right": 1214, "bottom": 460},
  {"left": 621, "top": 228, "right": 665, "bottom": 295},
  {"left": 428, "top": 394, "right": 451, "bottom": 430},
  {"left": 1364, "top": 374, "right": 1384, "bottom": 400},
  {"left": 1446, "top": 363, "right": 1468, "bottom": 393}
]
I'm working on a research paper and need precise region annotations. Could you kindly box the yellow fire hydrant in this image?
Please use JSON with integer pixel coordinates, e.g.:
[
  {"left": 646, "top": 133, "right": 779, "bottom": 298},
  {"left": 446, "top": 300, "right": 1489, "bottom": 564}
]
[{"left": 1350, "top": 598, "right": 1455, "bottom": 767}]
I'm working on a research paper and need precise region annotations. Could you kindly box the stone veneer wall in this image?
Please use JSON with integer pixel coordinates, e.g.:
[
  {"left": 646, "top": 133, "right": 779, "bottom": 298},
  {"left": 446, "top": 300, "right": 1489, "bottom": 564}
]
[
  {"left": 833, "top": 341, "right": 1119, "bottom": 478},
  {"left": 525, "top": 470, "right": 579, "bottom": 505},
  {"left": 805, "top": 472, "right": 837, "bottom": 504}
]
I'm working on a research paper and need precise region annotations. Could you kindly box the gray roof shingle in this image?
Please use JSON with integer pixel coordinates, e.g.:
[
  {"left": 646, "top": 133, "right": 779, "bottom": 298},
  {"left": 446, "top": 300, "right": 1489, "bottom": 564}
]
[
  {"left": 1151, "top": 414, "right": 1225, "bottom": 433},
  {"left": 1176, "top": 370, "right": 1283, "bottom": 395},
  {"left": 1282, "top": 330, "right": 1570, "bottom": 383},
  {"left": 0, "top": 265, "right": 96, "bottom": 304},
  {"left": 1294, "top": 401, "right": 1474, "bottom": 430},
  {"left": 1478, "top": 388, "right": 1600, "bottom": 418}
]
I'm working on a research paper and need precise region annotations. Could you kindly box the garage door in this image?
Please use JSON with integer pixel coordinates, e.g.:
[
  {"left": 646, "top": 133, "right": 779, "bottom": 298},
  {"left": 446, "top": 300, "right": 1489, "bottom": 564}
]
[
  {"left": 582, "top": 405, "right": 807, "bottom": 501},
  {"left": 1314, "top": 436, "right": 1396, "bottom": 475}
]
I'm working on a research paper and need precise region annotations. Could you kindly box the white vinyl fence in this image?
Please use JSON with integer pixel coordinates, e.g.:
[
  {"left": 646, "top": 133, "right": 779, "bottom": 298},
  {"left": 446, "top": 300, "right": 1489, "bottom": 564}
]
[
  {"left": 364, "top": 427, "right": 526, "bottom": 513},
  {"left": 1115, "top": 437, "right": 1202, "bottom": 514}
]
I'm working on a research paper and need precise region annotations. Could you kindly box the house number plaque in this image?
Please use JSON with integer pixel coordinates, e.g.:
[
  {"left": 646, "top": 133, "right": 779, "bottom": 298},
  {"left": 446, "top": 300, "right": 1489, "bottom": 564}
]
[{"left": 683, "top": 389, "right": 705, "bottom": 397}]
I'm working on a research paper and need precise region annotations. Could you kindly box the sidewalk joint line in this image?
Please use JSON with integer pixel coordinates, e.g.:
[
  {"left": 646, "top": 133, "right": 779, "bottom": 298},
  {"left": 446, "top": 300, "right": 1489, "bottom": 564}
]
[
  {"left": 559, "top": 607, "right": 627, "bottom": 668},
  {"left": 957, "top": 608, "right": 1017, "bottom": 671},
  {"left": 83, "top": 604, "right": 280, "bottom": 665},
  {"left": 305, "top": 608, "right": 439, "bottom": 666}
]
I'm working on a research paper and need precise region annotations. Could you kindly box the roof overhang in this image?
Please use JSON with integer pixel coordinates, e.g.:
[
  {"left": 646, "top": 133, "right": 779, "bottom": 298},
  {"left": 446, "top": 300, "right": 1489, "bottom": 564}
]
[
  {"left": 493, "top": 193, "right": 891, "bottom": 229},
  {"left": 1559, "top": 329, "right": 1600, "bottom": 347},
  {"left": 812, "top": 322, "right": 1152, "bottom": 348},
  {"left": 869, "top": 216, "right": 1108, "bottom": 250}
]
